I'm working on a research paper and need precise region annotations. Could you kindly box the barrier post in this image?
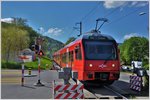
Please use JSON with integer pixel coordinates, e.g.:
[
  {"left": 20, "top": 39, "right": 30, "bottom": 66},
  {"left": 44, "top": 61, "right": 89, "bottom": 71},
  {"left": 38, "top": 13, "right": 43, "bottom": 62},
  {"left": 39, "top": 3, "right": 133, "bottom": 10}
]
[
  {"left": 21, "top": 63, "right": 24, "bottom": 86},
  {"left": 34, "top": 56, "right": 44, "bottom": 86}
]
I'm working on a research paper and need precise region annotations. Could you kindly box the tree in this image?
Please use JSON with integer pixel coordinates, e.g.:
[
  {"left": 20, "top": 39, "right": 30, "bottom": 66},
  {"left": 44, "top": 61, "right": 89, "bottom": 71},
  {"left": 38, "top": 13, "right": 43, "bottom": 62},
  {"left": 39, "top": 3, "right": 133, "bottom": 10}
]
[
  {"left": 2, "top": 23, "right": 30, "bottom": 62},
  {"left": 12, "top": 17, "right": 28, "bottom": 26},
  {"left": 65, "top": 37, "right": 76, "bottom": 45},
  {"left": 119, "top": 37, "right": 149, "bottom": 68}
]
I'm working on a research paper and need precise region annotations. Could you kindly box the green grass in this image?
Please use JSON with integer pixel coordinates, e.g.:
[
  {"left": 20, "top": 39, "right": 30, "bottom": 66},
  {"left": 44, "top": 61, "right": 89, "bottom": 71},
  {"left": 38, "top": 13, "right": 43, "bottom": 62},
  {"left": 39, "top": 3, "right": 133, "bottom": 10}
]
[
  {"left": 25, "top": 56, "right": 52, "bottom": 69},
  {"left": 2, "top": 56, "right": 53, "bottom": 70}
]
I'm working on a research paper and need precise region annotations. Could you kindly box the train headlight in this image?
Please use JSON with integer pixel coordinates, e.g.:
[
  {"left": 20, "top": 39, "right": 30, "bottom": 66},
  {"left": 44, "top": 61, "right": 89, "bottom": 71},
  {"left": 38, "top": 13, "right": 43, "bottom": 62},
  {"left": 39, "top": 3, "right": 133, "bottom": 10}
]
[
  {"left": 89, "top": 64, "right": 93, "bottom": 67},
  {"left": 112, "top": 64, "right": 115, "bottom": 67}
]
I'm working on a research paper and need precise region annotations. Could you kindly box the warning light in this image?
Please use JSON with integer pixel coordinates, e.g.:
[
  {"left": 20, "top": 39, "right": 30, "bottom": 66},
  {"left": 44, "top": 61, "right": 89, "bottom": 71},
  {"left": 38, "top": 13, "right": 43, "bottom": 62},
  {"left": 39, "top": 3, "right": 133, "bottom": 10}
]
[{"left": 38, "top": 50, "right": 44, "bottom": 56}]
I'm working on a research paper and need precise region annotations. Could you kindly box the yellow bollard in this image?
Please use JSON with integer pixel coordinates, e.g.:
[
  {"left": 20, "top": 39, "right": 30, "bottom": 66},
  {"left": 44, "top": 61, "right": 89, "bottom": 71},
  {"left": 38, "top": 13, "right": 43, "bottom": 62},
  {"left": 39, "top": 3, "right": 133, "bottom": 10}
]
[
  {"left": 28, "top": 68, "right": 31, "bottom": 75},
  {"left": 46, "top": 64, "right": 49, "bottom": 70}
]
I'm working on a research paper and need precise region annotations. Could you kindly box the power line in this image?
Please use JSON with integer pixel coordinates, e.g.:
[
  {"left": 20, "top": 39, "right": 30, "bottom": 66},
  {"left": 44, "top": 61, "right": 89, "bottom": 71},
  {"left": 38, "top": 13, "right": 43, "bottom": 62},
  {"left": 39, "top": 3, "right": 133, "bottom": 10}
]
[
  {"left": 103, "top": 7, "right": 120, "bottom": 17},
  {"left": 106, "top": 6, "right": 145, "bottom": 27},
  {"left": 81, "top": 2, "right": 101, "bottom": 22}
]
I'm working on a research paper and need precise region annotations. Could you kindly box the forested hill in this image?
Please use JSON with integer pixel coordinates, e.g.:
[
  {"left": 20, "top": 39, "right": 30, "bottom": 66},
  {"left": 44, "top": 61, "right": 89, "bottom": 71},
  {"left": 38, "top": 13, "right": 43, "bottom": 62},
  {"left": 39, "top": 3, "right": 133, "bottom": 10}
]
[
  {"left": 1, "top": 22, "right": 64, "bottom": 62},
  {"left": 42, "top": 36, "right": 64, "bottom": 58}
]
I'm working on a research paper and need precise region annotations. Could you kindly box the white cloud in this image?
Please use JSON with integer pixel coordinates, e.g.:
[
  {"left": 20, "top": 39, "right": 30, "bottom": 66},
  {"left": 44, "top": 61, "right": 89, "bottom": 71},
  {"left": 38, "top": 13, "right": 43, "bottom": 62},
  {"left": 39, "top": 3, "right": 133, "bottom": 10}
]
[
  {"left": 103, "top": 1, "right": 148, "bottom": 9},
  {"left": 38, "top": 27, "right": 45, "bottom": 33},
  {"left": 135, "top": 2, "right": 148, "bottom": 7},
  {"left": 124, "top": 33, "right": 140, "bottom": 40},
  {"left": 131, "top": 1, "right": 138, "bottom": 6},
  {"left": 47, "top": 28, "right": 63, "bottom": 36},
  {"left": 1, "top": 18, "right": 14, "bottom": 23},
  {"left": 103, "top": 1, "right": 127, "bottom": 9}
]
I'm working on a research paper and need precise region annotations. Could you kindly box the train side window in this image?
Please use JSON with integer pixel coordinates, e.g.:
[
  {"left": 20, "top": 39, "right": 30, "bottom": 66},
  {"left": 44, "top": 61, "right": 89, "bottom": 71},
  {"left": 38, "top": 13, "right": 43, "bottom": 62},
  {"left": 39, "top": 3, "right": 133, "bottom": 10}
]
[
  {"left": 69, "top": 51, "right": 74, "bottom": 62},
  {"left": 62, "top": 53, "right": 67, "bottom": 63},
  {"left": 75, "top": 45, "right": 82, "bottom": 60}
]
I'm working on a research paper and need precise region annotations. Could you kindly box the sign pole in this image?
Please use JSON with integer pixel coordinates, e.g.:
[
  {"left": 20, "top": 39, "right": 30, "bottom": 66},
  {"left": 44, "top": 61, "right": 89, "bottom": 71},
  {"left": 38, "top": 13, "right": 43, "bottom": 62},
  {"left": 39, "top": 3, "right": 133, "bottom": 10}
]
[{"left": 34, "top": 44, "right": 44, "bottom": 86}]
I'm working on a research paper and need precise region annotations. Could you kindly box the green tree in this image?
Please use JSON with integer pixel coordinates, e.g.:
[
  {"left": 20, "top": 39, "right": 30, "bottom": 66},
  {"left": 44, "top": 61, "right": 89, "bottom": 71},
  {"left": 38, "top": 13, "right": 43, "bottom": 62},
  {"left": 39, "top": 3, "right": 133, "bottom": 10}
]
[
  {"left": 119, "top": 37, "right": 149, "bottom": 68},
  {"left": 65, "top": 37, "right": 76, "bottom": 45},
  {"left": 2, "top": 23, "right": 30, "bottom": 62},
  {"left": 12, "top": 17, "right": 28, "bottom": 26}
]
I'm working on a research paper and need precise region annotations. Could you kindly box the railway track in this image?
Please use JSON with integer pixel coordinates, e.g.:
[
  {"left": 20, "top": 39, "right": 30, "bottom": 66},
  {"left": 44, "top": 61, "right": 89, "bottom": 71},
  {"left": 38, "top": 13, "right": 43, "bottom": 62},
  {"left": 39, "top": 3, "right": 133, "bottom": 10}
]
[
  {"left": 69, "top": 79, "right": 129, "bottom": 99},
  {"left": 52, "top": 65, "right": 130, "bottom": 99}
]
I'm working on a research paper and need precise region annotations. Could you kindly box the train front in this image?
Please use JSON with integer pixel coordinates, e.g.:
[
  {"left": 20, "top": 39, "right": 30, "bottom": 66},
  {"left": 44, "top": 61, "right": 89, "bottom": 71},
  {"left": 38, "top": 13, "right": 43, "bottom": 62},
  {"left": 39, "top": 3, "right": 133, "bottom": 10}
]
[{"left": 82, "top": 31, "right": 120, "bottom": 84}]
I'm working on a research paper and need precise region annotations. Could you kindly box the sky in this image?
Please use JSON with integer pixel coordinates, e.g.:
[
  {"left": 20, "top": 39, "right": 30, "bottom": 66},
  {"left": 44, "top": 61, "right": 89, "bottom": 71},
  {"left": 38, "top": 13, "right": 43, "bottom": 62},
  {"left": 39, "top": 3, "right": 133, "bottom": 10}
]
[{"left": 1, "top": 1, "right": 149, "bottom": 43}]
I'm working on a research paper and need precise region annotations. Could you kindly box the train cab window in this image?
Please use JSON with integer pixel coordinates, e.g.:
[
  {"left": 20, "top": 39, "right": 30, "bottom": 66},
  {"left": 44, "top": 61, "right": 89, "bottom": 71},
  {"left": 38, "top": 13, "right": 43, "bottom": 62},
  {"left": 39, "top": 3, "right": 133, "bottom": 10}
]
[
  {"left": 75, "top": 45, "right": 82, "bottom": 60},
  {"left": 84, "top": 41, "right": 117, "bottom": 60}
]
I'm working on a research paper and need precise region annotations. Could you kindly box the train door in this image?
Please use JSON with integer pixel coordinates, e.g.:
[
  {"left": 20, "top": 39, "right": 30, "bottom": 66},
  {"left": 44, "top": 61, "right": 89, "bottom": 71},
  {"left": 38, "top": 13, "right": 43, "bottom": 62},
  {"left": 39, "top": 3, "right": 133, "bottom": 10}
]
[
  {"left": 74, "top": 43, "right": 83, "bottom": 70},
  {"left": 74, "top": 43, "right": 84, "bottom": 80}
]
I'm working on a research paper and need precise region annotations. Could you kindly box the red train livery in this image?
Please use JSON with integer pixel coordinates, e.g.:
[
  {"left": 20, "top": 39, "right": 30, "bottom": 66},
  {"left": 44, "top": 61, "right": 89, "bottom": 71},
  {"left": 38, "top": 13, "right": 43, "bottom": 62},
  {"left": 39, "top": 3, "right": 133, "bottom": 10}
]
[{"left": 53, "top": 30, "right": 120, "bottom": 84}]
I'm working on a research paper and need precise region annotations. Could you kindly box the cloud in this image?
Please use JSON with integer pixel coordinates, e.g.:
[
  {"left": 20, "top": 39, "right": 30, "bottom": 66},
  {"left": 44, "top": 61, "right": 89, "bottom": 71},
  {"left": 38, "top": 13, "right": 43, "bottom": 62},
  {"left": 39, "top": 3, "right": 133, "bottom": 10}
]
[
  {"left": 103, "top": 1, "right": 148, "bottom": 9},
  {"left": 103, "top": 1, "right": 127, "bottom": 9},
  {"left": 1, "top": 18, "right": 14, "bottom": 23},
  {"left": 47, "top": 28, "right": 63, "bottom": 36},
  {"left": 38, "top": 27, "right": 45, "bottom": 33},
  {"left": 124, "top": 33, "right": 140, "bottom": 40},
  {"left": 134, "top": 2, "right": 148, "bottom": 7},
  {"left": 131, "top": 1, "right": 138, "bottom": 6},
  {"left": 130, "top": 1, "right": 148, "bottom": 7}
]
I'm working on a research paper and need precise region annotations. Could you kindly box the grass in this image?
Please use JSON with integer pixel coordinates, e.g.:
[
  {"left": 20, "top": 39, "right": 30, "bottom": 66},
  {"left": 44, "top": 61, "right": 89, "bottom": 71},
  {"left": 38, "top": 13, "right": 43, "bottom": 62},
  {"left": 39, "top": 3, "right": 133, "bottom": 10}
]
[
  {"left": 25, "top": 56, "right": 52, "bottom": 69},
  {"left": 2, "top": 56, "right": 53, "bottom": 70}
]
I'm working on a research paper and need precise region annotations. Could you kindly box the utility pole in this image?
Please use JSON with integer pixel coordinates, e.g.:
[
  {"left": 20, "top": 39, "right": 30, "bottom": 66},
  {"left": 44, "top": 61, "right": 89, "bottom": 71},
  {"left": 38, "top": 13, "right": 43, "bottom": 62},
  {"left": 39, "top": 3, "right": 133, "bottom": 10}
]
[{"left": 75, "top": 22, "right": 82, "bottom": 37}]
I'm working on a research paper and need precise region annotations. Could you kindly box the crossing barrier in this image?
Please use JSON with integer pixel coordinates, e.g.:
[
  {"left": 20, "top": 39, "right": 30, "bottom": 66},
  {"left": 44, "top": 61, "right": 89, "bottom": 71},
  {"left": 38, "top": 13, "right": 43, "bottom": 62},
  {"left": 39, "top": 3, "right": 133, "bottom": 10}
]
[
  {"left": 53, "top": 82, "right": 84, "bottom": 99},
  {"left": 130, "top": 75, "right": 142, "bottom": 91}
]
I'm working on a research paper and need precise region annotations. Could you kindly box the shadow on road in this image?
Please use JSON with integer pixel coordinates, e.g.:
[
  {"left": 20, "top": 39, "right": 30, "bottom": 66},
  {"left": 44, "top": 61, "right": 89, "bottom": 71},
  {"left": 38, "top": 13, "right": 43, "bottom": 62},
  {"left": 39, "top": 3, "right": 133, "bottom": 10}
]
[{"left": 22, "top": 85, "right": 36, "bottom": 89}]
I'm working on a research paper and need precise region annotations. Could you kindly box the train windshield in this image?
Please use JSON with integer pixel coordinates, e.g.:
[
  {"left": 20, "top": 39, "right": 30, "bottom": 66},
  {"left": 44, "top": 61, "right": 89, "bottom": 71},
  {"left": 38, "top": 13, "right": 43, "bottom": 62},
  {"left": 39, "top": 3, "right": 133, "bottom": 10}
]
[{"left": 84, "top": 41, "right": 117, "bottom": 60}]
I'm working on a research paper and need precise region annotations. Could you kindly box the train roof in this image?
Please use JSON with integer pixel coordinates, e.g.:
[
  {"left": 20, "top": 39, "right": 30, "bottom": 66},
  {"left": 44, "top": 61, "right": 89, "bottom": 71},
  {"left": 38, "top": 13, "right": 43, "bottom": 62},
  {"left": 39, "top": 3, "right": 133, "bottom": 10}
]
[
  {"left": 54, "top": 30, "right": 116, "bottom": 55},
  {"left": 65, "top": 30, "right": 115, "bottom": 47},
  {"left": 77, "top": 30, "right": 115, "bottom": 41}
]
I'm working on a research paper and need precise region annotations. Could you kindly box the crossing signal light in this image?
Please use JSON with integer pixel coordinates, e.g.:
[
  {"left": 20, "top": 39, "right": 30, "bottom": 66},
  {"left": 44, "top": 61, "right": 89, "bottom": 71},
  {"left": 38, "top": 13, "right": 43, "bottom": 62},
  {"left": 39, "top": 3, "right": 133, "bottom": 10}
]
[{"left": 38, "top": 50, "right": 44, "bottom": 56}]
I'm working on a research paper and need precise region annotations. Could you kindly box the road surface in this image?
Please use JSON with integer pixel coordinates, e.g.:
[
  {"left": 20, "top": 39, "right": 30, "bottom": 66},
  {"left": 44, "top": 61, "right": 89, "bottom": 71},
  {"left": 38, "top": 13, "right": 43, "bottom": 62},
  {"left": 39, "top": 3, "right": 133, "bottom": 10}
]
[{"left": 1, "top": 69, "right": 149, "bottom": 99}]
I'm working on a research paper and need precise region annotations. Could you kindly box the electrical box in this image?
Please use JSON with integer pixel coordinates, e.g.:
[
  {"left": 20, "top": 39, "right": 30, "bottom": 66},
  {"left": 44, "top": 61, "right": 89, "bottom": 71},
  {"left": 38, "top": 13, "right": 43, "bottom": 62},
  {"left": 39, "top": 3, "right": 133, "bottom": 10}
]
[{"left": 72, "top": 71, "right": 78, "bottom": 79}]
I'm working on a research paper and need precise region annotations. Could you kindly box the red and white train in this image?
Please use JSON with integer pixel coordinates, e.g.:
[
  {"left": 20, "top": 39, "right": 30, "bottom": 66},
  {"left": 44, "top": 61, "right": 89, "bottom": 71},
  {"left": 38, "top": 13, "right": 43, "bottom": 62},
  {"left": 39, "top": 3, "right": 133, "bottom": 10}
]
[{"left": 53, "top": 30, "right": 120, "bottom": 84}]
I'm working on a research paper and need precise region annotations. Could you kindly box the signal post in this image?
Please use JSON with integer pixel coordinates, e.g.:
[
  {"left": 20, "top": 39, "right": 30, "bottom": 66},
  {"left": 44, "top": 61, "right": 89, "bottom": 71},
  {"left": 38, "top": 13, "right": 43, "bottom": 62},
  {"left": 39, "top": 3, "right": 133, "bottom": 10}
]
[{"left": 34, "top": 36, "right": 45, "bottom": 86}]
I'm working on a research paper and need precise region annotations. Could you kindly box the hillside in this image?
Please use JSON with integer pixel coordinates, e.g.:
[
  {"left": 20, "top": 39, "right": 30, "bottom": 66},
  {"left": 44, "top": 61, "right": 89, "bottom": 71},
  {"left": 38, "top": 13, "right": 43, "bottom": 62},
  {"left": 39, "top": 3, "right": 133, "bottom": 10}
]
[
  {"left": 1, "top": 22, "right": 64, "bottom": 62},
  {"left": 42, "top": 36, "right": 64, "bottom": 58}
]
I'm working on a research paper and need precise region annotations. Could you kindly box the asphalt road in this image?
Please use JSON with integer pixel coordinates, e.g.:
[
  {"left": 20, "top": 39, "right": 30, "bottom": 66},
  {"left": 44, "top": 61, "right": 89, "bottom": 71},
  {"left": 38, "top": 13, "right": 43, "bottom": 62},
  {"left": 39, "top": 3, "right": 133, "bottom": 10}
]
[{"left": 1, "top": 70, "right": 149, "bottom": 99}]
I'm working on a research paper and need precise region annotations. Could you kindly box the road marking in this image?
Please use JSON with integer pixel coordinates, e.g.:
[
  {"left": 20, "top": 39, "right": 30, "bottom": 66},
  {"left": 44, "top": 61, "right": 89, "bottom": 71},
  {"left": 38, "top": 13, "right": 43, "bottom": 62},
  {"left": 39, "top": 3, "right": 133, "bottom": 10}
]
[{"left": 1, "top": 77, "right": 21, "bottom": 84}]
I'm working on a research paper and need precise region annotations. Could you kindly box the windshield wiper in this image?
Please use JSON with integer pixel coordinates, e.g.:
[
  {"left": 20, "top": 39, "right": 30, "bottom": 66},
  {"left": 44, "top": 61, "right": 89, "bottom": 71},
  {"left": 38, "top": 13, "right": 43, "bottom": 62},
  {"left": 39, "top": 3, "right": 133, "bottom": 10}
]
[{"left": 103, "top": 54, "right": 114, "bottom": 65}]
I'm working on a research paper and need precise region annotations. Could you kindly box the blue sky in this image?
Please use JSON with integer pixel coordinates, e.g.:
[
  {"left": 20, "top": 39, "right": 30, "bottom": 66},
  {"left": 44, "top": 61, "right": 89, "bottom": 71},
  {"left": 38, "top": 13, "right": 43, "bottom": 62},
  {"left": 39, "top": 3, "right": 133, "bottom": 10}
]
[{"left": 1, "top": 1, "right": 149, "bottom": 43}]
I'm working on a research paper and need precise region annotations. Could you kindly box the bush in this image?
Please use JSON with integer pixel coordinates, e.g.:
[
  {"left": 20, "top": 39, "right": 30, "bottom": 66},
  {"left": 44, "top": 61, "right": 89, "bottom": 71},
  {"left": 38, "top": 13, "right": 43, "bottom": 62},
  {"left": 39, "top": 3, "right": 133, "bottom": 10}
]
[
  {"left": 2, "top": 56, "right": 52, "bottom": 70},
  {"left": 143, "top": 64, "right": 149, "bottom": 70},
  {"left": 2, "top": 60, "right": 21, "bottom": 69},
  {"left": 143, "top": 75, "right": 149, "bottom": 91}
]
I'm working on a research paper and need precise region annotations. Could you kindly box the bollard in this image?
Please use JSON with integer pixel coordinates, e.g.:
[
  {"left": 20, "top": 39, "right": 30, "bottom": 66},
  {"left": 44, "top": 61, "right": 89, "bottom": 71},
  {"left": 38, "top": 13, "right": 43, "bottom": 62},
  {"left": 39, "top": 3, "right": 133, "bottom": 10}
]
[{"left": 28, "top": 68, "right": 31, "bottom": 75}]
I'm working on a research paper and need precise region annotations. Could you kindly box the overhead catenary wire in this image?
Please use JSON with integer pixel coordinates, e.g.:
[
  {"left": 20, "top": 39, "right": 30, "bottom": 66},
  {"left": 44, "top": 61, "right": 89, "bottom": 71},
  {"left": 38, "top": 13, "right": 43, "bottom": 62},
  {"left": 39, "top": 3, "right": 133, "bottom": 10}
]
[
  {"left": 81, "top": 2, "right": 101, "bottom": 22},
  {"left": 79, "top": 2, "right": 121, "bottom": 33},
  {"left": 70, "top": 2, "right": 146, "bottom": 38},
  {"left": 106, "top": 6, "right": 146, "bottom": 27}
]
